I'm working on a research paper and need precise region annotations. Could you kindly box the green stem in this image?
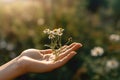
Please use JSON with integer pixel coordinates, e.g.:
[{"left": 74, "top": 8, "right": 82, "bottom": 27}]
[{"left": 59, "top": 36, "right": 62, "bottom": 48}]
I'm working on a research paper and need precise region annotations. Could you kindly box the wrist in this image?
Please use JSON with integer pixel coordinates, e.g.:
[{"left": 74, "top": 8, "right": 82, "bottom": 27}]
[
  {"left": 0, "top": 57, "right": 27, "bottom": 80},
  {"left": 17, "top": 56, "right": 29, "bottom": 74}
]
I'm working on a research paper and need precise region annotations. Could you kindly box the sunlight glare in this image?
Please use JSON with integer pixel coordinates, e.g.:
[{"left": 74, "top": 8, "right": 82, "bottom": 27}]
[{"left": 0, "top": 0, "right": 16, "bottom": 3}]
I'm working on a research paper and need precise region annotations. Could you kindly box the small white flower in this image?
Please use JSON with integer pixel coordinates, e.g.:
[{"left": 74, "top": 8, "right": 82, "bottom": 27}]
[
  {"left": 58, "top": 28, "right": 64, "bottom": 32},
  {"left": 91, "top": 47, "right": 104, "bottom": 56},
  {"left": 48, "top": 31, "right": 55, "bottom": 39},
  {"left": 53, "top": 28, "right": 64, "bottom": 36},
  {"left": 57, "top": 28, "right": 64, "bottom": 36},
  {"left": 58, "top": 33, "right": 63, "bottom": 36},
  {"left": 43, "top": 28, "right": 64, "bottom": 39},
  {"left": 43, "top": 29, "right": 50, "bottom": 34},
  {"left": 106, "top": 59, "right": 119, "bottom": 71},
  {"left": 48, "top": 34, "right": 55, "bottom": 39},
  {"left": 53, "top": 29, "right": 58, "bottom": 35},
  {"left": 49, "top": 31, "right": 55, "bottom": 35},
  {"left": 109, "top": 34, "right": 120, "bottom": 41}
]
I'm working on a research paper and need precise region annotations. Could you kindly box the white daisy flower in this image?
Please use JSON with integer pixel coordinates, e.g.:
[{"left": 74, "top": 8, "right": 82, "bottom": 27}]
[
  {"left": 48, "top": 34, "right": 55, "bottom": 39},
  {"left": 43, "top": 29, "right": 50, "bottom": 34},
  {"left": 48, "top": 31, "right": 55, "bottom": 39},
  {"left": 53, "top": 28, "right": 64, "bottom": 36},
  {"left": 106, "top": 59, "right": 119, "bottom": 71},
  {"left": 49, "top": 31, "right": 55, "bottom": 35},
  {"left": 91, "top": 47, "right": 104, "bottom": 56},
  {"left": 109, "top": 34, "right": 120, "bottom": 41},
  {"left": 53, "top": 29, "right": 58, "bottom": 35},
  {"left": 57, "top": 32, "right": 63, "bottom": 36},
  {"left": 57, "top": 28, "right": 64, "bottom": 36},
  {"left": 43, "top": 28, "right": 64, "bottom": 39},
  {"left": 58, "top": 28, "right": 64, "bottom": 32}
]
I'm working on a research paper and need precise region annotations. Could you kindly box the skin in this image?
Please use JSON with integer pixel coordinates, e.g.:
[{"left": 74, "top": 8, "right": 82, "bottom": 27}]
[{"left": 0, "top": 42, "right": 82, "bottom": 80}]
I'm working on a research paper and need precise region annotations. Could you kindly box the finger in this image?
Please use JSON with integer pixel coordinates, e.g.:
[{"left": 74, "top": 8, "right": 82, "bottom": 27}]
[
  {"left": 58, "top": 42, "right": 76, "bottom": 51},
  {"left": 41, "top": 45, "right": 68, "bottom": 54},
  {"left": 58, "top": 43, "right": 82, "bottom": 59},
  {"left": 56, "top": 42, "right": 76, "bottom": 54},
  {"left": 57, "top": 51, "right": 77, "bottom": 60},
  {"left": 64, "top": 43, "right": 82, "bottom": 53},
  {"left": 53, "top": 51, "right": 76, "bottom": 68},
  {"left": 61, "top": 42, "right": 82, "bottom": 52},
  {"left": 57, "top": 45, "right": 68, "bottom": 51},
  {"left": 62, "top": 42, "right": 77, "bottom": 51},
  {"left": 61, "top": 42, "right": 76, "bottom": 51},
  {"left": 40, "top": 49, "right": 53, "bottom": 54},
  {"left": 53, "top": 45, "right": 68, "bottom": 54},
  {"left": 68, "top": 42, "right": 77, "bottom": 48}
]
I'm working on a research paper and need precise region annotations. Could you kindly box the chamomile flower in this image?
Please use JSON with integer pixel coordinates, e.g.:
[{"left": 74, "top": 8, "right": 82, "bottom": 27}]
[
  {"left": 58, "top": 28, "right": 64, "bottom": 32},
  {"left": 43, "top": 29, "right": 50, "bottom": 34},
  {"left": 43, "top": 27, "right": 72, "bottom": 61},
  {"left": 57, "top": 28, "right": 64, "bottom": 36},
  {"left": 48, "top": 34, "right": 55, "bottom": 39},
  {"left": 53, "top": 29, "right": 58, "bottom": 35},
  {"left": 109, "top": 34, "right": 120, "bottom": 41},
  {"left": 53, "top": 28, "right": 64, "bottom": 36},
  {"left": 106, "top": 59, "right": 119, "bottom": 71},
  {"left": 48, "top": 31, "right": 55, "bottom": 39},
  {"left": 91, "top": 47, "right": 104, "bottom": 56}
]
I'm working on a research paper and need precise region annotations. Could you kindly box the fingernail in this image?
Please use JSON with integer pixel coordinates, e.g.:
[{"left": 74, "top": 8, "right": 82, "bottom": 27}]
[
  {"left": 76, "top": 43, "right": 83, "bottom": 47},
  {"left": 71, "top": 51, "right": 77, "bottom": 54}
]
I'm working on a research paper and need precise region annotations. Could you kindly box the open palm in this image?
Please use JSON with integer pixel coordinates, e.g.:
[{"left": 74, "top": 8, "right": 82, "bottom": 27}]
[{"left": 17, "top": 42, "right": 82, "bottom": 73}]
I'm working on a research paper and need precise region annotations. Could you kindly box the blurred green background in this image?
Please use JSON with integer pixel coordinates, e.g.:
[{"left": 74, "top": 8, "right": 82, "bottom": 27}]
[{"left": 0, "top": 0, "right": 120, "bottom": 80}]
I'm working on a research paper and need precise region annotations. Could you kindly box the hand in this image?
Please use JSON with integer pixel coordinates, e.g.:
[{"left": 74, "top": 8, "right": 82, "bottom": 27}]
[
  {"left": 18, "top": 42, "right": 82, "bottom": 73},
  {"left": 0, "top": 42, "right": 82, "bottom": 80}
]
